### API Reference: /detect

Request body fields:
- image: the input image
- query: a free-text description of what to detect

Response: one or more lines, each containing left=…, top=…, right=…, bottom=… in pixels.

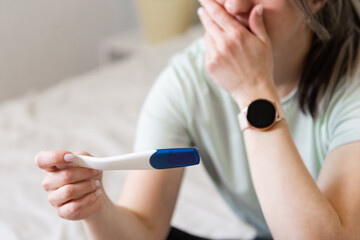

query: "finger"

left=204, top=32, right=220, bottom=74
left=74, top=151, right=92, bottom=156
left=198, top=7, right=224, bottom=47
left=199, top=0, right=245, bottom=34
left=48, top=180, right=101, bottom=207
left=204, top=32, right=219, bottom=64
left=58, top=151, right=93, bottom=169
left=35, top=150, right=75, bottom=172
left=42, top=167, right=102, bottom=191
left=57, top=189, right=102, bottom=220
left=249, top=4, right=269, bottom=44
left=204, top=32, right=217, bottom=52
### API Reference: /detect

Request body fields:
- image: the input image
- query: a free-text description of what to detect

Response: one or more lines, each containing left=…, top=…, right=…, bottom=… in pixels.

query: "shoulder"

left=321, top=77, right=360, bottom=152
left=150, top=37, right=210, bottom=103
left=168, top=37, right=206, bottom=67
left=334, top=77, right=360, bottom=102
left=325, top=77, right=360, bottom=117
left=164, top=37, right=207, bottom=88
left=141, top=37, right=208, bottom=114
left=134, top=38, right=208, bottom=150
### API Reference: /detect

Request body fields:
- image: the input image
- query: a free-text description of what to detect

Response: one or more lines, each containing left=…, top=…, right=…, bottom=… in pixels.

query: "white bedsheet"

left=0, top=25, right=256, bottom=240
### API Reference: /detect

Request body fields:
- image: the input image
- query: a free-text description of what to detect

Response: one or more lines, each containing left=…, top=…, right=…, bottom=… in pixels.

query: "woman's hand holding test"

left=36, top=150, right=182, bottom=240
left=198, top=0, right=278, bottom=109
left=35, top=151, right=104, bottom=221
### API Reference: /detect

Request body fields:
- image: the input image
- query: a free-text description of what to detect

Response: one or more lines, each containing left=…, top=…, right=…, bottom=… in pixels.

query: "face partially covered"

left=213, top=0, right=311, bottom=57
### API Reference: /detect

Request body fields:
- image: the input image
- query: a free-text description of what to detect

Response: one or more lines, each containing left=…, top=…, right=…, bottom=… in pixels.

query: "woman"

left=35, top=0, right=360, bottom=239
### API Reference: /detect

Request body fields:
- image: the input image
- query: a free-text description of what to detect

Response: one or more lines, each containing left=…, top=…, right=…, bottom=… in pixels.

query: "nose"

left=223, top=0, right=254, bottom=16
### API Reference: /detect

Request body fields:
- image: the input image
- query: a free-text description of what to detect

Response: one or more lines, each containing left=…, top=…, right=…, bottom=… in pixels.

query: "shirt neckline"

left=281, top=86, right=298, bottom=104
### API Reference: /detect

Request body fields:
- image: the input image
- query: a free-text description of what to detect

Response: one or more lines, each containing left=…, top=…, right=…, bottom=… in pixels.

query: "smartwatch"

left=239, top=99, right=285, bottom=131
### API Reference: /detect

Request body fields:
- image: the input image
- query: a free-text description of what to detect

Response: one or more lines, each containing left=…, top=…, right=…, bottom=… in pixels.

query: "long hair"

left=292, top=0, right=360, bottom=117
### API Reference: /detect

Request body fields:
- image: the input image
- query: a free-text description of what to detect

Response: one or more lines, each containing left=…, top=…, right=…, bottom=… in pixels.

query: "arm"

left=83, top=168, right=184, bottom=240
left=198, top=0, right=360, bottom=238
left=36, top=150, right=184, bottom=240
left=240, top=118, right=359, bottom=239
left=84, top=43, right=195, bottom=239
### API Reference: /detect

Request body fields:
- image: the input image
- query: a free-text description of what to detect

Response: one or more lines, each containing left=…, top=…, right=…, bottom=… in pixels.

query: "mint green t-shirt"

left=133, top=38, right=360, bottom=237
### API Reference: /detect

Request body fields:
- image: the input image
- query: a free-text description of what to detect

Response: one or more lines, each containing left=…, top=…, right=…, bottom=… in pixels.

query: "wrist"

left=83, top=191, right=113, bottom=224
left=82, top=193, right=117, bottom=240
left=232, top=81, right=279, bottom=110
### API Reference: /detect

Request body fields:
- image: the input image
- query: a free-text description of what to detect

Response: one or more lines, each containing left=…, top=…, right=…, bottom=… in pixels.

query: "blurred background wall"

left=0, top=0, right=138, bottom=102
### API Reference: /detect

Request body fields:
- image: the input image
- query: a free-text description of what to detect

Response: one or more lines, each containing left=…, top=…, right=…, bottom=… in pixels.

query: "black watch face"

left=246, top=99, right=276, bottom=129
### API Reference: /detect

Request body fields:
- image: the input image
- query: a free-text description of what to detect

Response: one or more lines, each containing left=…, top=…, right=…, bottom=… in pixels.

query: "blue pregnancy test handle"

left=150, top=148, right=200, bottom=169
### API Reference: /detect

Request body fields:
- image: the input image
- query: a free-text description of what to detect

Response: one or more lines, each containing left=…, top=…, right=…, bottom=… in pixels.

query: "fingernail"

left=95, top=189, right=102, bottom=197
left=56, top=164, right=70, bottom=169
left=93, top=169, right=102, bottom=176
left=257, top=5, right=263, bottom=16
left=197, top=7, right=204, bottom=15
left=64, top=154, right=76, bottom=162
left=95, top=180, right=100, bottom=188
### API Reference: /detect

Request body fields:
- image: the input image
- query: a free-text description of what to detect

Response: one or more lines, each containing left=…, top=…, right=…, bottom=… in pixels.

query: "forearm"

left=82, top=194, right=156, bottom=240
left=242, top=119, right=345, bottom=239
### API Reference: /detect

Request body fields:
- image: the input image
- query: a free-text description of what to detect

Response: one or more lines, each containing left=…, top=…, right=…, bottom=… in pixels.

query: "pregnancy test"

left=73, top=148, right=200, bottom=170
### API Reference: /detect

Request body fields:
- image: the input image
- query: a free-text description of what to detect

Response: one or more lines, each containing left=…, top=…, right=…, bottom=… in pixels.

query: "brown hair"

left=292, top=0, right=360, bottom=117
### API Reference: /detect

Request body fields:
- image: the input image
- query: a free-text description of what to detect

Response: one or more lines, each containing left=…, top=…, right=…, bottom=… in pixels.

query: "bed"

left=0, top=24, right=256, bottom=240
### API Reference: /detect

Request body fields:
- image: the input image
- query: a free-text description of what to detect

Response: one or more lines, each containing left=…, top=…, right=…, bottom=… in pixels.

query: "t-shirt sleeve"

left=133, top=59, right=193, bottom=152
left=327, top=81, right=360, bottom=152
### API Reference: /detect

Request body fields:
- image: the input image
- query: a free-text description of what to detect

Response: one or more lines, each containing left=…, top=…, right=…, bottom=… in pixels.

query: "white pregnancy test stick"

left=72, top=148, right=200, bottom=170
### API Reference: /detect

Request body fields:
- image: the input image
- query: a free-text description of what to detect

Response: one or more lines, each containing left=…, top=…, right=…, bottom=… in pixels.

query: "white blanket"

left=0, top=25, right=256, bottom=240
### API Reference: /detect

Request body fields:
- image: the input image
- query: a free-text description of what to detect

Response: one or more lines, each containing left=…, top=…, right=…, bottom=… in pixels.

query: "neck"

left=273, top=29, right=313, bottom=99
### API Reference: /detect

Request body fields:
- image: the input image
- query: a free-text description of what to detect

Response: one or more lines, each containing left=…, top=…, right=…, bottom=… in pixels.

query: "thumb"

left=74, top=151, right=92, bottom=157
left=249, top=4, right=269, bottom=44
left=57, top=151, right=93, bottom=169
left=66, top=151, right=93, bottom=168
